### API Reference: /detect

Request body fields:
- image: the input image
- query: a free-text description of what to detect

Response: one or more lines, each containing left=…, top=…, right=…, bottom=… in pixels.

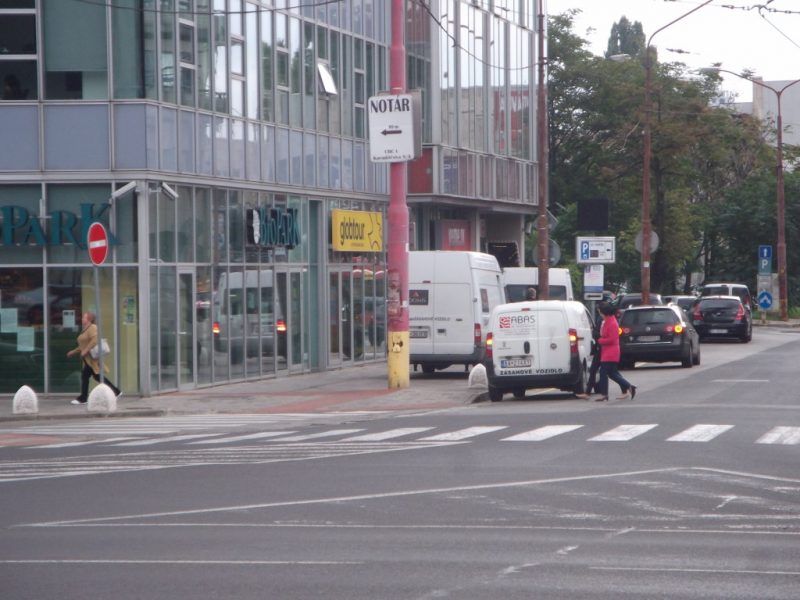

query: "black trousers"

left=598, top=361, right=632, bottom=397
left=79, top=361, right=120, bottom=400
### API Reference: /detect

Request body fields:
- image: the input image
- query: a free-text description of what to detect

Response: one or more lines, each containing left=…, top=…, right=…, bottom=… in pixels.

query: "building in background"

left=0, top=0, right=541, bottom=396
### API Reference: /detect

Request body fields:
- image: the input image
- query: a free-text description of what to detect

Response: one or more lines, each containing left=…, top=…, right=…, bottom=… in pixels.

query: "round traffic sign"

left=87, top=222, right=109, bottom=265
left=757, top=290, right=773, bottom=310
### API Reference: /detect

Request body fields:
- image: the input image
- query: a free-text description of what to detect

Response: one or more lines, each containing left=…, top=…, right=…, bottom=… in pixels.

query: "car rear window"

left=698, top=299, right=740, bottom=310
left=620, top=309, right=678, bottom=326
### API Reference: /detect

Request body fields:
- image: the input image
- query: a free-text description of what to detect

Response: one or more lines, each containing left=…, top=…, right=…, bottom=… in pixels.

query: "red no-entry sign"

left=87, top=222, right=109, bottom=265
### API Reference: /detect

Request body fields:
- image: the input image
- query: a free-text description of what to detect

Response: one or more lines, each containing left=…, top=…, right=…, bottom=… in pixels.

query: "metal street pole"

left=386, top=0, right=409, bottom=388
left=703, top=69, right=800, bottom=321
left=641, top=0, right=714, bottom=305
left=536, top=0, right=549, bottom=298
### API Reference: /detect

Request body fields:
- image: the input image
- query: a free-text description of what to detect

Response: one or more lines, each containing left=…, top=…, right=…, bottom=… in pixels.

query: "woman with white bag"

left=66, top=311, right=121, bottom=404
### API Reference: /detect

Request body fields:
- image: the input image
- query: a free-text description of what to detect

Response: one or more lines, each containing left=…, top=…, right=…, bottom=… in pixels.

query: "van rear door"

left=432, top=283, right=475, bottom=355
left=533, top=306, right=570, bottom=374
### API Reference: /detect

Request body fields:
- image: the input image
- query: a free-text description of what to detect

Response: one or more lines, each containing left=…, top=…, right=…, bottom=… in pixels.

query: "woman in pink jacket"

left=595, top=302, right=636, bottom=401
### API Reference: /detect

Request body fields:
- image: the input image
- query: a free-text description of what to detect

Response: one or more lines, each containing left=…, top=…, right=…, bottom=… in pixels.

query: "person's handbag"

left=89, top=338, right=110, bottom=360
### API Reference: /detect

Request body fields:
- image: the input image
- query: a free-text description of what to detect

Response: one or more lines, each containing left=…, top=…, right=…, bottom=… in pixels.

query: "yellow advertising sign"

left=332, top=209, right=383, bottom=252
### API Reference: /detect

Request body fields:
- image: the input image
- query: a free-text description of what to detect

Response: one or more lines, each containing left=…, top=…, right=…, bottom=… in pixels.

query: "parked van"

left=409, top=251, right=505, bottom=373
left=502, top=267, right=574, bottom=301
left=213, top=270, right=286, bottom=363
left=483, top=300, right=594, bottom=402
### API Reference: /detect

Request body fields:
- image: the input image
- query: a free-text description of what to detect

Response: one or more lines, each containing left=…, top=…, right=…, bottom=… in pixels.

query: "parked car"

left=483, top=300, right=595, bottom=401
left=618, top=305, right=700, bottom=369
left=692, top=295, right=752, bottom=342
left=699, top=283, right=752, bottom=311
left=664, top=295, right=699, bottom=311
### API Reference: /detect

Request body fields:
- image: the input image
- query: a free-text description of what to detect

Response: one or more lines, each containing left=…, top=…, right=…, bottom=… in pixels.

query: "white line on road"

left=756, top=426, right=800, bottom=445
left=666, top=424, right=734, bottom=442
left=418, top=426, right=508, bottom=441
left=27, top=437, right=142, bottom=449
left=0, top=559, right=363, bottom=565
left=341, top=428, right=435, bottom=442
left=110, top=434, right=225, bottom=446
left=711, top=379, right=770, bottom=383
left=268, top=429, right=364, bottom=442
left=502, top=425, right=584, bottom=441
left=591, top=566, right=800, bottom=576
left=187, top=431, right=297, bottom=445
left=588, top=424, right=658, bottom=442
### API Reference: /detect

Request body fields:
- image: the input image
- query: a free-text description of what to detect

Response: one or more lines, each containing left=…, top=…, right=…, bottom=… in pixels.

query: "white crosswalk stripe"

left=667, top=424, right=734, bottom=442
left=341, top=428, right=435, bottom=442
left=188, top=431, right=297, bottom=445
left=111, top=434, right=225, bottom=447
left=419, top=426, right=508, bottom=441
left=588, top=424, right=658, bottom=442
left=268, top=429, right=365, bottom=442
left=502, top=425, right=584, bottom=441
left=29, top=437, right=142, bottom=449
left=756, top=426, right=800, bottom=445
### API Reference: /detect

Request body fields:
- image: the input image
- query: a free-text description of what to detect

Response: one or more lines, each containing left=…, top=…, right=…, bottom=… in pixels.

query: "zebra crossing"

left=2, top=418, right=800, bottom=450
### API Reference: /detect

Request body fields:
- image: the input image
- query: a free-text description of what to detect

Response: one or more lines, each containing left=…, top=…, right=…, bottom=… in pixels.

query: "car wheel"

left=488, top=385, right=504, bottom=402
left=692, top=344, right=701, bottom=365
left=681, top=344, right=693, bottom=368
left=741, top=324, right=752, bottom=343
left=573, top=363, right=588, bottom=396
left=512, top=388, right=526, bottom=399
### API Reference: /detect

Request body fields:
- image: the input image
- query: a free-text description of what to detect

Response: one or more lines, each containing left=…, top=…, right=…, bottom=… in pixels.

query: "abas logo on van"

left=499, top=314, right=535, bottom=328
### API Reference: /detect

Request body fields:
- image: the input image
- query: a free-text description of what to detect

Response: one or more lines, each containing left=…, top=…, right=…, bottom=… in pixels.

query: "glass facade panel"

left=246, top=121, right=260, bottom=181
left=47, top=183, right=111, bottom=265
left=159, top=266, right=178, bottom=389
left=160, top=107, right=178, bottom=171
left=177, top=186, right=194, bottom=262
left=213, top=4, right=228, bottom=113
left=290, top=130, right=302, bottom=186
left=275, top=127, right=289, bottom=183
left=230, top=119, right=245, bottom=179
left=112, top=0, right=144, bottom=99
left=160, top=2, right=177, bottom=103
left=260, top=10, right=273, bottom=121
left=197, top=13, right=213, bottom=110
left=43, top=0, right=108, bottom=100
left=158, top=186, right=176, bottom=262
left=317, top=135, right=328, bottom=188
left=303, top=132, right=316, bottom=187
left=196, top=264, right=212, bottom=384
left=214, top=116, right=230, bottom=177
left=0, top=267, right=44, bottom=391
left=289, top=18, right=301, bottom=127
left=261, top=124, right=275, bottom=182
left=195, top=187, right=211, bottom=263
left=0, top=184, right=42, bottom=264
left=179, top=110, right=195, bottom=173
left=245, top=5, right=258, bottom=120
left=197, top=112, right=213, bottom=174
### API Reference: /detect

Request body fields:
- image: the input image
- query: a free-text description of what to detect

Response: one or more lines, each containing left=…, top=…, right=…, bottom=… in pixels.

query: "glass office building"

left=0, top=1, right=538, bottom=396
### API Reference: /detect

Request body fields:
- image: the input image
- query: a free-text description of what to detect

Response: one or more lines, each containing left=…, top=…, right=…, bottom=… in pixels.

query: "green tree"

left=606, top=16, right=645, bottom=58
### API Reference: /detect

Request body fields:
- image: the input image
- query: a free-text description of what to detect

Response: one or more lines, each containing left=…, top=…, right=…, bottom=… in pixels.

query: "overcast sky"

left=550, top=0, right=800, bottom=102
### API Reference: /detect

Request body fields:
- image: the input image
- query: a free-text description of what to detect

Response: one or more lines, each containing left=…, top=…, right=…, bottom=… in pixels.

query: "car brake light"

left=276, top=319, right=287, bottom=333
left=212, top=321, right=220, bottom=335
left=569, top=328, right=578, bottom=354
left=474, top=323, right=482, bottom=347
left=693, top=305, right=702, bottom=320
left=485, top=332, right=493, bottom=359
left=734, top=305, right=744, bottom=322
left=621, top=327, right=631, bottom=334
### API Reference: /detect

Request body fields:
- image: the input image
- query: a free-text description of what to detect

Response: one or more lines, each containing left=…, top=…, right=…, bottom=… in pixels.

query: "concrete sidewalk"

left=2, top=363, right=486, bottom=423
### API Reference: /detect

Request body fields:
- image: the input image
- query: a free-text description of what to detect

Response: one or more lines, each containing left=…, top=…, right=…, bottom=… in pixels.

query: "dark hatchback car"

left=692, top=295, right=752, bottom=342
left=619, top=305, right=700, bottom=369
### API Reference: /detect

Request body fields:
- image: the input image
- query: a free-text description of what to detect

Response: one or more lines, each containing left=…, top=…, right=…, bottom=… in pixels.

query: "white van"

left=483, top=300, right=594, bottom=401
left=502, top=267, right=574, bottom=301
left=213, top=270, right=286, bottom=363
left=409, top=251, right=505, bottom=373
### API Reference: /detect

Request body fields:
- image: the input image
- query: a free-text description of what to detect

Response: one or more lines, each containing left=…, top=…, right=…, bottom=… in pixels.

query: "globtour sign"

left=1, top=203, right=117, bottom=247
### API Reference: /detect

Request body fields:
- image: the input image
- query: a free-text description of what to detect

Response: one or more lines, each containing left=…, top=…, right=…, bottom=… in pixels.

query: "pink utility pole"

left=386, top=0, right=410, bottom=388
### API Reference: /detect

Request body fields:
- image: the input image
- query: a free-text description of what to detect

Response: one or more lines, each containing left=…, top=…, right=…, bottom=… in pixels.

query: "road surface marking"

left=756, top=426, right=800, bottom=445
left=268, top=429, right=364, bottom=442
left=111, top=434, right=224, bottom=446
left=28, top=437, right=142, bottom=449
left=341, top=428, right=435, bottom=441
left=419, top=426, right=508, bottom=441
left=588, top=424, right=658, bottom=441
left=187, top=431, right=297, bottom=445
left=666, top=424, right=734, bottom=442
left=502, top=425, right=583, bottom=441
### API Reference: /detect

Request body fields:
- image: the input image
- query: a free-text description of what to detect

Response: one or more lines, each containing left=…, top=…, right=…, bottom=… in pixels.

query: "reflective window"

left=0, top=185, right=41, bottom=264
left=43, top=0, right=108, bottom=100
left=47, top=184, right=111, bottom=265
left=0, top=268, right=44, bottom=391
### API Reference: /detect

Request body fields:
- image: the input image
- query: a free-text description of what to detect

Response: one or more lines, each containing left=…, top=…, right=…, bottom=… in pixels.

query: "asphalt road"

left=1, top=328, right=799, bottom=599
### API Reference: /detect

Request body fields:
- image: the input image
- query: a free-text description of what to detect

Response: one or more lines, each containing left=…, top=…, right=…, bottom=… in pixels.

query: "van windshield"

left=506, top=284, right=567, bottom=302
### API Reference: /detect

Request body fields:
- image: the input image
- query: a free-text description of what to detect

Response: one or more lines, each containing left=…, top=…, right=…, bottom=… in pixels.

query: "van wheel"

left=488, top=386, right=503, bottom=402
left=512, top=388, right=526, bottom=399
left=573, top=364, right=588, bottom=396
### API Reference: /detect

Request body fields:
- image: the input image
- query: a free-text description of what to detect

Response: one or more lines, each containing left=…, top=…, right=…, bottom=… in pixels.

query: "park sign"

left=368, top=91, right=422, bottom=163
left=87, top=222, right=109, bottom=265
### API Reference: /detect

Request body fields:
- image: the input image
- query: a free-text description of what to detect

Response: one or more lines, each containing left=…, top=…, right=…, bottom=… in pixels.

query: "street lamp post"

left=705, top=69, right=800, bottom=321
left=641, top=0, right=714, bottom=305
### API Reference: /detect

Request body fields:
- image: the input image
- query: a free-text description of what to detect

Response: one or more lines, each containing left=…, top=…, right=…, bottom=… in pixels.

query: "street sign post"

left=368, top=92, right=421, bottom=163
left=576, top=236, right=615, bottom=264
left=87, top=222, right=109, bottom=384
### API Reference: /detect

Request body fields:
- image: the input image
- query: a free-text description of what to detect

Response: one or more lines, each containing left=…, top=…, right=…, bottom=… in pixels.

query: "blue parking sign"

left=759, top=245, right=772, bottom=259
left=580, top=241, right=590, bottom=261
left=758, top=290, right=773, bottom=310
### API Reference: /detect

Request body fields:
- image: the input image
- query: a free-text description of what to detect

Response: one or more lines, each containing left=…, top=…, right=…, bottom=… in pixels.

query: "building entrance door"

left=275, top=267, right=308, bottom=373
left=177, top=270, right=195, bottom=389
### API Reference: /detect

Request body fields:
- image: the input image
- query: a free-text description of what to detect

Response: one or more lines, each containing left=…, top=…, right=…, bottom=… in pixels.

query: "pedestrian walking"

left=593, top=302, right=636, bottom=401
left=66, top=311, right=121, bottom=404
